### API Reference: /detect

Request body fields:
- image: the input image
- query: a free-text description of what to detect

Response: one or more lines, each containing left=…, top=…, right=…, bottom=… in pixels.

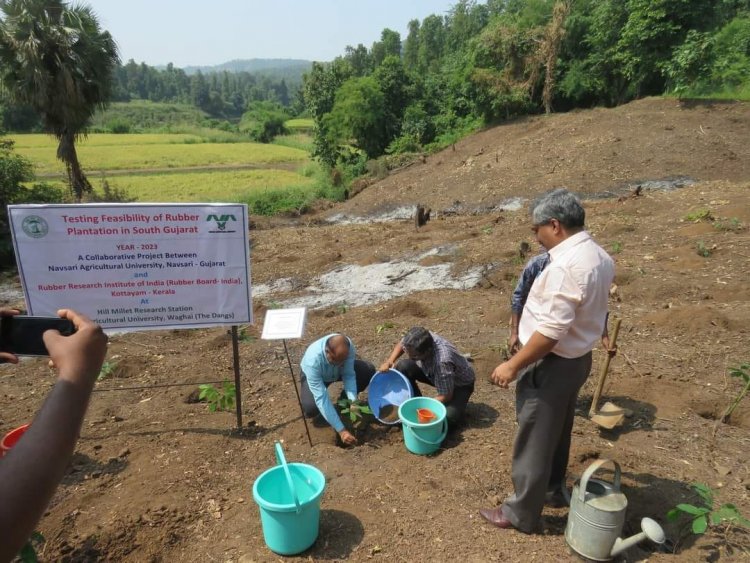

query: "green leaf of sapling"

left=692, top=515, right=708, bottom=534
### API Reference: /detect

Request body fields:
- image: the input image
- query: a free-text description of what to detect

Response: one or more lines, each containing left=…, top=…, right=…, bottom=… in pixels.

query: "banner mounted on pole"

left=8, top=203, right=252, bottom=331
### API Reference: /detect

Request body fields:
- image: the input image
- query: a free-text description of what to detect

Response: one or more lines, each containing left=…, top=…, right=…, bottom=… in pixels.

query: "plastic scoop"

left=417, top=408, right=436, bottom=424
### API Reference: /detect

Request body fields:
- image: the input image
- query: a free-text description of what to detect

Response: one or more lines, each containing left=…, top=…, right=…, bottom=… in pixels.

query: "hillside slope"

left=335, top=97, right=750, bottom=216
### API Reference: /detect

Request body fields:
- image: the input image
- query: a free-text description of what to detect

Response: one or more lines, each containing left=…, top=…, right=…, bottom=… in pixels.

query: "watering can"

left=565, top=459, right=665, bottom=561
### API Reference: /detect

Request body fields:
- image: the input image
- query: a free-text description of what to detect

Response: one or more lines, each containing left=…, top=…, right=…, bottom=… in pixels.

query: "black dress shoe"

left=479, top=507, right=514, bottom=529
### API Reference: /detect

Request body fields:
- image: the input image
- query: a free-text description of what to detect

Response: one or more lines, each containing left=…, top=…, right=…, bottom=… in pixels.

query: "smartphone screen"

left=0, top=316, right=76, bottom=356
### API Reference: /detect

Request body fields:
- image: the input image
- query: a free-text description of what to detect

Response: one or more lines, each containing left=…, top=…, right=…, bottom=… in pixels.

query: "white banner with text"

left=8, top=203, right=252, bottom=330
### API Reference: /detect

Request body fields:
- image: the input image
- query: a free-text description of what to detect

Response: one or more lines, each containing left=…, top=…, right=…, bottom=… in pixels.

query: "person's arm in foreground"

left=379, top=341, right=404, bottom=372
left=0, top=309, right=107, bottom=562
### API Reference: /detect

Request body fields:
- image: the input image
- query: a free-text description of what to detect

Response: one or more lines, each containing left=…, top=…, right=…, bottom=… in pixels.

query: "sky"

left=89, top=0, right=458, bottom=68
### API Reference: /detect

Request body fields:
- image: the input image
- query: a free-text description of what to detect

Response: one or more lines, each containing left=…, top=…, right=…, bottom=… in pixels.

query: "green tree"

left=344, top=44, right=371, bottom=76
left=373, top=55, right=412, bottom=142
left=303, top=60, right=352, bottom=166
left=0, top=0, right=119, bottom=201
left=403, top=19, right=420, bottom=70
left=418, top=15, right=447, bottom=73
left=616, top=0, right=714, bottom=96
left=239, top=101, right=288, bottom=142
left=324, top=76, right=387, bottom=159
left=371, top=28, right=402, bottom=67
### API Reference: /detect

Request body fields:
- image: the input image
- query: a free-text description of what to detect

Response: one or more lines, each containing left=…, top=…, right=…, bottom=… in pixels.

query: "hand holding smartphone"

left=0, top=315, right=77, bottom=357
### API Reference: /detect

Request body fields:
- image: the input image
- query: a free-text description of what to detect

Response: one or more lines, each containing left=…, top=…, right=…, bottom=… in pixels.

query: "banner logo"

left=207, top=214, right=237, bottom=233
left=21, top=216, right=49, bottom=238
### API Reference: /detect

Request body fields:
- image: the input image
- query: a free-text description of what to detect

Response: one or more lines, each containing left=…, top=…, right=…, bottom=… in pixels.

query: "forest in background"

left=303, top=0, right=750, bottom=172
left=3, top=0, right=750, bottom=158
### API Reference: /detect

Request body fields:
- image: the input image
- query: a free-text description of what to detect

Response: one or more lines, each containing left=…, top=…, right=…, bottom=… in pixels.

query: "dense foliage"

left=303, top=0, right=750, bottom=168
left=0, top=135, right=63, bottom=266
left=0, top=0, right=119, bottom=199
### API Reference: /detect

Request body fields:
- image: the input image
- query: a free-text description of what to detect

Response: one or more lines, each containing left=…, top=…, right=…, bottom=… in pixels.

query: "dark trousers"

left=300, top=360, right=375, bottom=418
left=501, top=352, right=592, bottom=533
left=394, top=359, right=474, bottom=426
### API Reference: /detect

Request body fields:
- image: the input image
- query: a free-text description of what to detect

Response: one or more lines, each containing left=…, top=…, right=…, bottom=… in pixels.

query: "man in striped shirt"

left=509, top=252, right=550, bottom=354
left=380, top=327, right=475, bottom=427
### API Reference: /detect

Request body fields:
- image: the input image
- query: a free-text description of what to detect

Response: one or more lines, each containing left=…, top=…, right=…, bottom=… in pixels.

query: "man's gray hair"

left=530, top=188, right=585, bottom=228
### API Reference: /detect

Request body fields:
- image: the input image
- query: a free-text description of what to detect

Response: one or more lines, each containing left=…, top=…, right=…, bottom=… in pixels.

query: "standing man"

left=480, top=189, right=615, bottom=533
left=510, top=252, right=615, bottom=357
left=380, top=327, right=475, bottom=427
left=300, top=334, right=375, bottom=446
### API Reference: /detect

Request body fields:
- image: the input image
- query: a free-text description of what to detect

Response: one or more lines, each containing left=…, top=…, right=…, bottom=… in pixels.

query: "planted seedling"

left=683, top=208, right=714, bottom=222
left=376, top=321, right=394, bottom=335
left=714, top=217, right=743, bottom=232
left=237, top=326, right=255, bottom=342
left=696, top=240, right=712, bottom=257
left=668, top=483, right=750, bottom=536
left=719, top=362, right=750, bottom=424
left=198, top=382, right=237, bottom=412
left=97, top=360, right=117, bottom=381
left=337, top=398, right=372, bottom=426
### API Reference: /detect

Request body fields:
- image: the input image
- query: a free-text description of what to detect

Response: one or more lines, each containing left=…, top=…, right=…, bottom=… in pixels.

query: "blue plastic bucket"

left=252, top=442, right=326, bottom=555
left=367, top=369, right=414, bottom=425
left=398, top=397, right=448, bottom=455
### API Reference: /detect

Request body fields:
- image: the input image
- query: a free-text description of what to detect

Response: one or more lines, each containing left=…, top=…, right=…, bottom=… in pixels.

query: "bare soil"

left=2, top=97, right=750, bottom=562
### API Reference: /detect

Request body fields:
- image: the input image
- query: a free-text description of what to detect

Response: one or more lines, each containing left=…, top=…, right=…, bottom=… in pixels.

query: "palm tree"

left=0, top=0, right=119, bottom=200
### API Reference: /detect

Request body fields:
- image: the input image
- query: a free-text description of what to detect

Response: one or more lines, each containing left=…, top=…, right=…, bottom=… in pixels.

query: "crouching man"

left=300, top=334, right=375, bottom=446
left=380, top=326, right=475, bottom=428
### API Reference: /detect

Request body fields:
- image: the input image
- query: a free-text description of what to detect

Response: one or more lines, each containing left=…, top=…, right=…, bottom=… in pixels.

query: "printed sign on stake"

left=261, top=307, right=307, bottom=340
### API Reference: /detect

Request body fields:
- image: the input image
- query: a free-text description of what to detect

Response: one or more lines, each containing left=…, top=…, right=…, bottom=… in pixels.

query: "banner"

left=8, top=203, right=252, bottom=330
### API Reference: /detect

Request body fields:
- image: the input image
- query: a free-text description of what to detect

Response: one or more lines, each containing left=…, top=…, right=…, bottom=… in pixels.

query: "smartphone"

left=0, top=315, right=76, bottom=356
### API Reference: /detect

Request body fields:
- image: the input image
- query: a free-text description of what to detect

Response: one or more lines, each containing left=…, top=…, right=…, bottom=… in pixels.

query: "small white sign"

left=261, top=307, right=307, bottom=340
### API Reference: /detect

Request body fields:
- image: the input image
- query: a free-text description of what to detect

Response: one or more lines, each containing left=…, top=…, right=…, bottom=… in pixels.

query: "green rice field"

left=10, top=132, right=321, bottom=206
left=284, top=118, right=314, bottom=131
left=16, top=135, right=309, bottom=175
left=106, top=169, right=315, bottom=202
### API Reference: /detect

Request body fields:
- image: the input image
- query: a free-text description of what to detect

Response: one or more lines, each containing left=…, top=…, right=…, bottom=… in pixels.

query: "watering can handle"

left=407, top=418, right=448, bottom=446
left=578, top=458, right=622, bottom=503
left=274, top=441, right=302, bottom=513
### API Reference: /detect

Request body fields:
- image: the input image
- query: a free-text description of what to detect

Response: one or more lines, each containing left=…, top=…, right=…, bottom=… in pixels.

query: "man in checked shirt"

left=509, top=251, right=550, bottom=354
left=380, top=326, right=475, bottom=428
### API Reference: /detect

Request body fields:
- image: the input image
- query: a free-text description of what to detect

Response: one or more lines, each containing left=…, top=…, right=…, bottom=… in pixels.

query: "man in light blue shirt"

left=300, top=334, right=375, bottom=446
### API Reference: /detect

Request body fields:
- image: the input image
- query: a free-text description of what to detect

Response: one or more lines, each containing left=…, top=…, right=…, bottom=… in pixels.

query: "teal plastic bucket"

left=252, top=442, right=326, bottom=555
left=398, top=397, right=448, bottom=455
left=367, top=369, right=414, bottom=425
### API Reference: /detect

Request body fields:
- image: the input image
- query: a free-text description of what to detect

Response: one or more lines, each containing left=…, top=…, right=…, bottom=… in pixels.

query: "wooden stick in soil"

left=589, top=318, right=622, bottom=418
left=283, top=339, right=313, bottom=447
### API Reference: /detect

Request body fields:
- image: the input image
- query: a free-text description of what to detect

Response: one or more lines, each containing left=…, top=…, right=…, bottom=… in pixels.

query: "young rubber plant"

left=337, top=398, right=373, bottom=426
left=720, top=362, right=750, bottom=423
left=198, top=382, right=237, bottom=412
left=667, top=483, right=750, bottom=535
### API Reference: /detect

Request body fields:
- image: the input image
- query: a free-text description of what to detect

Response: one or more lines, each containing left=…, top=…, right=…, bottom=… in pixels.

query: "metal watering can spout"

left=610, top=518, right=666, bottom=558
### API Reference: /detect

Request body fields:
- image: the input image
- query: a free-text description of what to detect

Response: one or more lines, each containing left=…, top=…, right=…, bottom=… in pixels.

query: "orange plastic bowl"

left=0, top=424, right=30, bottom=458
left=416, top=408, right=436, bottom=424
